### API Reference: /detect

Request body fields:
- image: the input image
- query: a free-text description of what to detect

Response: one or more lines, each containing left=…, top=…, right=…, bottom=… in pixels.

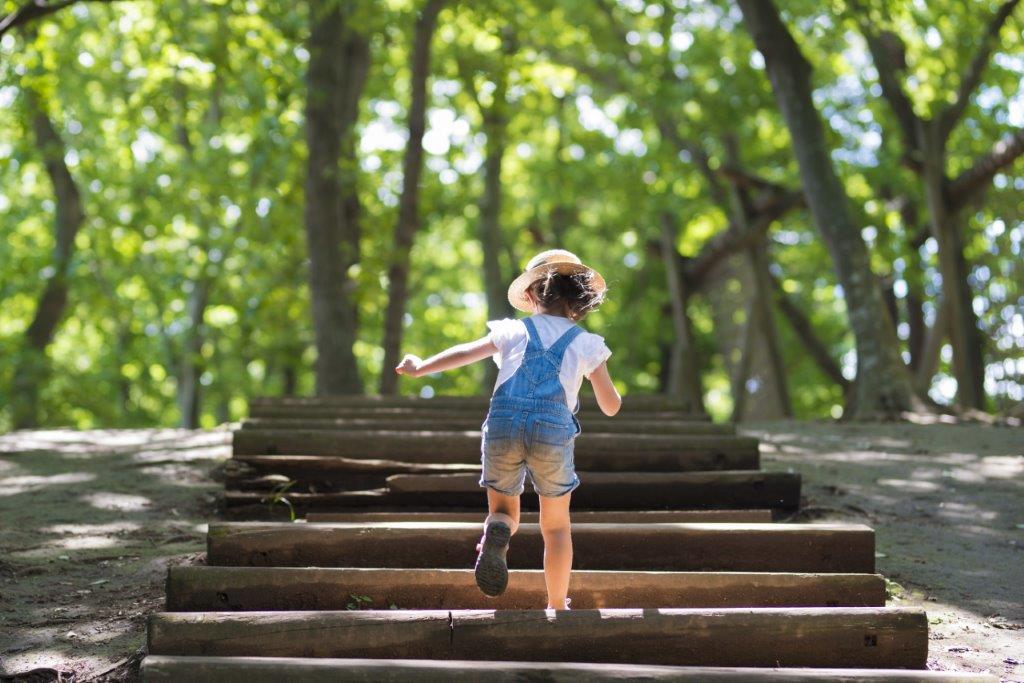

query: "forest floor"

left=0, top=421, right=1021, bottom=681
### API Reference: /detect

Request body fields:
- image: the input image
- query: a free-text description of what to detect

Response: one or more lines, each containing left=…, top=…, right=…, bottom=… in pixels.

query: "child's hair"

left=527, top=270, right=606, bottom=321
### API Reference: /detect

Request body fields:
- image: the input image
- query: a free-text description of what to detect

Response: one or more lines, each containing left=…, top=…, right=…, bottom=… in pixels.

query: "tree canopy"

left=1, top=0, right=1022, bottom=428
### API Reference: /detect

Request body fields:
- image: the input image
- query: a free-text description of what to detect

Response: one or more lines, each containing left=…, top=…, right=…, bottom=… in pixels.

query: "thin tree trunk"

left=304, top=1, right=369, bottom=396
left=11, top=89, right=85, bottom=429
left=769, top=272, right=851, bottom=394
left=729, top=299, right=757, bottom=422
left=919, top=125, right=986, bottom=409
left=748, top=242, right=792, bottom=417
left=659, top=212, right=705, bottom=414
left=177, top=281, right=209, bottom=428
left=736, top=0, right=915, bottom=418
left=380, top=0, right=446, bottom=395
left=915, top=297, right=950, bottom=395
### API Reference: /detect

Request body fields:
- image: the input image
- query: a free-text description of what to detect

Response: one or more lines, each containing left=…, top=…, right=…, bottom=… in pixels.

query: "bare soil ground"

left=0, top=421, right=1021, bottom=681
left=745, top=420, right=1024, bottom=682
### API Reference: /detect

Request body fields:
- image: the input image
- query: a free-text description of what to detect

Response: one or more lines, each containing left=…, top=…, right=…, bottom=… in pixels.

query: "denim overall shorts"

left=479, top=317, right=583, bottom=498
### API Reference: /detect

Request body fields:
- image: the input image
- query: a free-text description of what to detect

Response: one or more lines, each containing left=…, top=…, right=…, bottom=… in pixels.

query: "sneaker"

left=474, top=520, right=511, bottom=597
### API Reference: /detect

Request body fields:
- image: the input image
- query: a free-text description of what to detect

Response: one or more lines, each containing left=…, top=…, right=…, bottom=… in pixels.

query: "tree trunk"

left=769, top=272, right=851, bottom=394
left=659, top=213, right=705, bottom=414
left=177, top=281, right=209, bottom=428
left=304, top=0, right=369, bottom=396
left=736, top=0, right=915, bottom=418
left=380, top=0, right=446, bottom=395
left=919, top=125, right=986, bottom=409
left=10, top=89, right=85, bottom=429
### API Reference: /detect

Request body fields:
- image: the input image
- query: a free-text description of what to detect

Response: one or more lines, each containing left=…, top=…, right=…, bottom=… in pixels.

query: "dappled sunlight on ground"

left=81, top=492, right=153, bottom=512
left=0, top=427, right=230, bottom=679
left=0, top=471, right=96, bottom=496
left=745, top=420, right=1024, bottom=680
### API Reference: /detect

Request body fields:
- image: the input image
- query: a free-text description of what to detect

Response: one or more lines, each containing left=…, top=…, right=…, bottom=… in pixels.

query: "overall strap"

left=521, top=317, right=544, bottom=352
left=545, top=324, right=583, bottom=363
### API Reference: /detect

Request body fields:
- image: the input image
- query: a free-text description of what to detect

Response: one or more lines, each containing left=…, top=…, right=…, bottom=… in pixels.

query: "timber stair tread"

left=205, top=521, right=874, bottom=572
left=240, top=416, right=736, bottom=434
left=145, top=607, right=928, bottom=668
left=223, top=469, right=802, bottom=513
left=166, top=566, right=886, bottom=610
left=139, top=657, right=997, bottom=682
left=303, top=509, right=775, bottom=523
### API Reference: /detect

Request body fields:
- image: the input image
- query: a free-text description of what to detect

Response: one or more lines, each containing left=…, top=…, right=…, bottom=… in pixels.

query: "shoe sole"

left=474, top=521, right=511, bottom=597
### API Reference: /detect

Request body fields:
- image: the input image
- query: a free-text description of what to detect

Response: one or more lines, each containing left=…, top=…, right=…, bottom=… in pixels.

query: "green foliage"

left=0, top=0, right=1021, bottom=428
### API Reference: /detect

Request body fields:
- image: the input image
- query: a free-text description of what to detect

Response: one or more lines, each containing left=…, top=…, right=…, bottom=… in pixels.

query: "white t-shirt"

left=486, top=313, right=612, bottom=410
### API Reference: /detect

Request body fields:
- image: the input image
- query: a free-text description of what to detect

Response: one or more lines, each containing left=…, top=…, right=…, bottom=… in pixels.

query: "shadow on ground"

left=744, top=420, right=1023, bottom=681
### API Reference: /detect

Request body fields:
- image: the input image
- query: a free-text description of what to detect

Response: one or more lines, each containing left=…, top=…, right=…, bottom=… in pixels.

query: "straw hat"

left=506, top=249, right=606, bottom=313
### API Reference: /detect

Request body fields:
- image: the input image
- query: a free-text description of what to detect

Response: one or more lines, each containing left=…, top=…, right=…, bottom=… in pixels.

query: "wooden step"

left=146, top=607, right=928, bottom=668
left=249, top=406, right=709, bottom=422
left=240, top=416, right=735, bottom=435
left=387, top=471, right=800, bottom=509
left=250, top=394, right=705, bottom=412
left=230, top=442, right=756, bottom=475
left=231, top=430, right=760, bottom=470
left=140, top=656, right=997, bottom=682
left=239, top=413, right=737, bottom=436
left=222, top=470, right=802, bottom=513
left=304, top=510, right=775, bottom=524
left=166, top=567, right=885, bottom=611
left=206, top=522, right=874, bottom=572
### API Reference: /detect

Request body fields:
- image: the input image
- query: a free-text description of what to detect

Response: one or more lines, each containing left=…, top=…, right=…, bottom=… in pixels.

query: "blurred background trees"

left=1, top=0, right=1021, bottom=428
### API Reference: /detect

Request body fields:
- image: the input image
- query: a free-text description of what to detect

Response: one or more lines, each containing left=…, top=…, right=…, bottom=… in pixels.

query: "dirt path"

left=744, top=420, right=1024, bottom=682
left=0, top=428, right=231, bottom=681
left=0, top=422, right=1021, bottom=681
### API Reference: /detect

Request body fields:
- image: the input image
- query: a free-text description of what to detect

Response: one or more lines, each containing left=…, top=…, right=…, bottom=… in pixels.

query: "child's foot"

left=474, top=520, right=511, bottom=597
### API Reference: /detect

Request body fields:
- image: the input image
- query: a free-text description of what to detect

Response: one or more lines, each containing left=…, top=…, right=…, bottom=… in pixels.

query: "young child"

left=395, top=249, right=621, bottom=610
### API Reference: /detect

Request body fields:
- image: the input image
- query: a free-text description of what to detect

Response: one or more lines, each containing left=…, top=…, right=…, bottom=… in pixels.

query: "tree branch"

left=939, top=0, right=1021, bottom=138
left=947, top=128, right=1024, bottom=209
left=682, top=189, right=804, bottom=286
left=0, top=0, right=117, bottom=37
left=769, top=272, right=851, bottom=391
left=858, top=28, right=922, bottom=154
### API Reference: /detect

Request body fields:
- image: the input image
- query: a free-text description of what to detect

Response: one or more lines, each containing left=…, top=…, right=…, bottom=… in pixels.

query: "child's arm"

left=395, top=336, right=498, bottom=378
left=586, top=362, right=621, bottom=416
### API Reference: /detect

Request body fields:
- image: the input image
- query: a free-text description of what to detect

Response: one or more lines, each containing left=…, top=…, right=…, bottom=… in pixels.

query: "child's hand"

left=395, top=354, right=424, bottom=377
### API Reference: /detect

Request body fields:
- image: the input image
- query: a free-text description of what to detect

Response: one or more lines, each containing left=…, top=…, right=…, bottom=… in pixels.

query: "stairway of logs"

left=140, top=396, right=993, bottom=681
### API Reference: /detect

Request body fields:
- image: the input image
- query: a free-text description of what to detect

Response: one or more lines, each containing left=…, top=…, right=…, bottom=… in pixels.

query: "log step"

left=222, top=470, right=802, bottom=512
left=140, top=657, right=997, bottom=682
left=230, top=444, right=756, bottom=475
left=250, top=394, right=705, bottom=412
left=206, top=522, right=874, bottom=572
left=166, top=567, right=885, bottom=611
left=231, top=430, right=761, bottom=469
left=386, top=470, right=800, bottom=509
left=304, top=509, right=775, bottom=523
left=241, top=416, right=735, bottom=435
left=249, top=407, right=709, bottom=423
left=146, top=608, right=928, bottom=668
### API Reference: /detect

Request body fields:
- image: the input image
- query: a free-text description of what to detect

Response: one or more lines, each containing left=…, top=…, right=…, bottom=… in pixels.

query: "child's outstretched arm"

left=587, top=362, right=621, bottom=416
left=395, top=336, right=498, bottom=378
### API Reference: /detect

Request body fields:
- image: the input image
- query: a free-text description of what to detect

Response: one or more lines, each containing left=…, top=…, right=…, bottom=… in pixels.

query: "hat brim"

left=506, top=262, right=606, bottom=314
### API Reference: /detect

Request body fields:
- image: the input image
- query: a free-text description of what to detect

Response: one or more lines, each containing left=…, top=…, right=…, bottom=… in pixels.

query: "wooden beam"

left=146, top=607, right=928, bottom=668
left=166, top=567, right=885, bottom=611
left=304, top=510, right=774, bottom=524
left=223, top=470, right=802, bottom=513
left=231, top=430, right=760, bottom=470
left=239, top=417, right=735, bottom=435
left=140, top=656, right=997, bottom=682
left=206, top=521, right=873, bottom=572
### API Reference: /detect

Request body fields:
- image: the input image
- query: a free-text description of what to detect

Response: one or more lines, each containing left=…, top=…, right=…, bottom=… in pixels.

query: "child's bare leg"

left=485, top=488, right=520, bottom=535
left=538, top=493, right=572, bottom=609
